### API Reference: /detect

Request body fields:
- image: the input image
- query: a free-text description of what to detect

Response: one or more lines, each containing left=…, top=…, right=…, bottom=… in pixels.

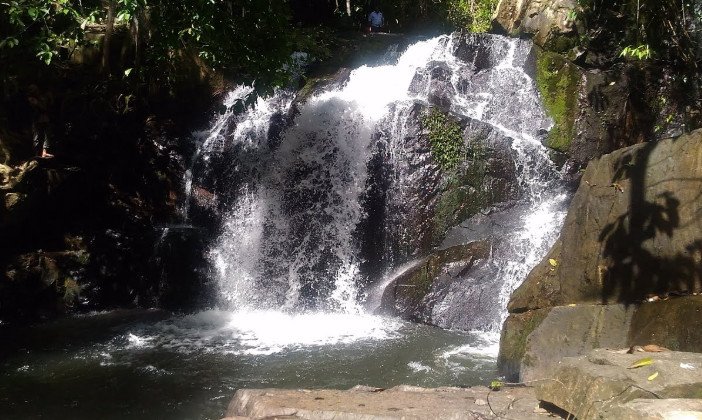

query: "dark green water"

left=0, top=309, right=498, bottom=419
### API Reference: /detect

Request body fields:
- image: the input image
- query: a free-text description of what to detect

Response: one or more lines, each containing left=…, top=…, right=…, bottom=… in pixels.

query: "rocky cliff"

left=494, top=0, right=701, bottom=173
left=499, top=129, right=702, bottom=381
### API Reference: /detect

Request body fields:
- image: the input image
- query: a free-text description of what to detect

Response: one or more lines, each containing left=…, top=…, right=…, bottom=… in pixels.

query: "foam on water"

left=102, top=310, right=403, bottom=357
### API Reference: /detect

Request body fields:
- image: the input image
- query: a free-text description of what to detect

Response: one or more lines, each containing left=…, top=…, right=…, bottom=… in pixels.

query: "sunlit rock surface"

left=536, top=349, right=702, bottom=420
left=499, top=129, right=702, bottom=381
left=225, top=385, right=550, bottom=420
left=493, top=0, right=578, bottom=51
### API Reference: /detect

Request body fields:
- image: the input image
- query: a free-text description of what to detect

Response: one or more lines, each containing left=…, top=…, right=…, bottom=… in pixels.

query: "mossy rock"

left=421, top=108, right=501, bottom=245
left=432, top=176, right=488, bottom=245
left=535, top=49, right=580, bottom=153
left=497, top=308, right=551, bottom=382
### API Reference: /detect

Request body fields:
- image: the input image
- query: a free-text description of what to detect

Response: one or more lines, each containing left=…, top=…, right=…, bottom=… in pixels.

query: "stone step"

left=224, top=385, right=552, bottom=419
left=536, top=349, right=702, bottom=420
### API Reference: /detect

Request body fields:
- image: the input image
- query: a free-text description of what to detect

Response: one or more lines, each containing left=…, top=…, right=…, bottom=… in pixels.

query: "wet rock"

left=534, top=50, right=579, bottom=153
left=150, top=225, right=213, bottom=311
left=536, top=349, right=702, bottom=419
left=410, top=61, right=455, bottom=109
left=226, top=385, right=551, bottom=419
left=378, top=241, right=490, bottom=323
left=451, top=32, right=535, bottom=71
left=364, top=102, right=519, bottom=267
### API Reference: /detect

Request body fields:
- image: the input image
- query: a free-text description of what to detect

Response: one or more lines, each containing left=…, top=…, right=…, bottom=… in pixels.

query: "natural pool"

left=0, top=309, right=498, bottom=419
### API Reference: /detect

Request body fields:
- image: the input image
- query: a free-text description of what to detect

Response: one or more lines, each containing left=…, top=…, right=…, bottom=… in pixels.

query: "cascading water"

left=194, top=33, right=568, bottom=328
left=205, top=37, right=445, bottom=313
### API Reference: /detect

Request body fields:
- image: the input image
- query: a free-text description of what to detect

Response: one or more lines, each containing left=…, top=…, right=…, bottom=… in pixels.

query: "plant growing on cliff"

left=444, top=0, right=498, bottom=33
left=422, top=108, right=465, bottom=171
left=577, top=0, right=699, bottom=69
left=620, top=44, right=652, bottom=60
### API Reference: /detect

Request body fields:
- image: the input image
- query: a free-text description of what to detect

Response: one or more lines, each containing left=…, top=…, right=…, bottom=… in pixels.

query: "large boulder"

left=500, top=296, right=702, bottom=382
left=378, top=241, right=490, bottom=325
left=226, top=385, right=549, bottom=420
left=499, top=129, right=702, bottom=381
left=493, top=0, right=578, bottom=51
left=511, top=129, right=702, bottom=312
left=358, top=97, right=522, bottom=287
left=511, top=304, right=634, bottom=382
left=361, top=102, right=519, bottom=268
left=536, top=349, right=702, bottom=419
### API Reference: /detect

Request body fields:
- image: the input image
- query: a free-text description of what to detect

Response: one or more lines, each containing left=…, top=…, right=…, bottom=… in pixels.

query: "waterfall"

left=189, top=33, right=568, bottom=331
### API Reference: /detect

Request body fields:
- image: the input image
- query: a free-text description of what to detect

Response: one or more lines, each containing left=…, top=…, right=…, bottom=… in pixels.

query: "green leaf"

left=124, top=68, right=133, bottom=77
left=0, top=37, right=19, bottom=49
left=489, top=380, right=504, bottom=391
left=628, top=357, right=654, bottom=369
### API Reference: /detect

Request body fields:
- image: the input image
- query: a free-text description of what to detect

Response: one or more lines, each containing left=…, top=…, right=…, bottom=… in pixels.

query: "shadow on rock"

left=599, top=139, right=702, bottom=304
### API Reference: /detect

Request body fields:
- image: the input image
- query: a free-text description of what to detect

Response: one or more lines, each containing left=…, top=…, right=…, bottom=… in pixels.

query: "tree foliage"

left=0, top=0, right=88, bottom=64
left=1, top=0, right=502, bottom=98
left=1, top=1, right=301, bottom=94
left=577, top=0, right=701, bottom=68
left=444, top=0, right=498, bottom=33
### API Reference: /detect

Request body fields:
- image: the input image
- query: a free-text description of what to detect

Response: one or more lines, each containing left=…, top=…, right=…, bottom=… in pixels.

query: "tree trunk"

left=346, top=0, right=351, bottom=16
left=102, top=0, right=116, bottom=75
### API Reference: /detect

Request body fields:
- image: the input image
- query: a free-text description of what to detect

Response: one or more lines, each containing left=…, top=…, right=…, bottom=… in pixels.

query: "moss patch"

left=422, top=108, right=465, bottom=171
left=498, top=308, right=551, bottom=379
left=535, top=49, right=579, bottom=153
left=431, top=128, right=489, bottom=244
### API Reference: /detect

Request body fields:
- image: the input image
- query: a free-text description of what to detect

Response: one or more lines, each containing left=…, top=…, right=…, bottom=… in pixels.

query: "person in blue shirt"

left=367, top=4, right=386, bottom=33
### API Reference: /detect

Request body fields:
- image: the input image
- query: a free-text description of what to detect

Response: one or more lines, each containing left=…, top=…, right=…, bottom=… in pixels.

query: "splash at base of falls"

left=0, top=308, right=500, bottom=419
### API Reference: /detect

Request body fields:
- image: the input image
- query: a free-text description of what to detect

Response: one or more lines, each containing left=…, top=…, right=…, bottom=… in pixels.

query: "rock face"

left=512, top=129, right=702, bottom=311
left=359, top=102, right=519, bottom=282
left=499, top=129, right=702, bottom=381
left=378, top=241, right=490, bottom=325
left=536, top=349, right=702, bottom=419
left=533, top=49, right=680, bottom=171
left=0, top=108, right=207, bottom=323
left=226, top=385, right=550, bottom=420
left=605, top=399, right=702, bottom=420
left=493, top=0, right=578, bottom=51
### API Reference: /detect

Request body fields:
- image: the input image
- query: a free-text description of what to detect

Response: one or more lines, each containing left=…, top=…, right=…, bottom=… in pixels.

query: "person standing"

left=26, top=85, right=54, bottom=159
left=368, top=4, right=385, bottom=33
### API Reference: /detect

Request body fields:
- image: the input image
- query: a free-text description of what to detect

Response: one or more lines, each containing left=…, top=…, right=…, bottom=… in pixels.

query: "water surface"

left=0, top=309, right=498, bottom=419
